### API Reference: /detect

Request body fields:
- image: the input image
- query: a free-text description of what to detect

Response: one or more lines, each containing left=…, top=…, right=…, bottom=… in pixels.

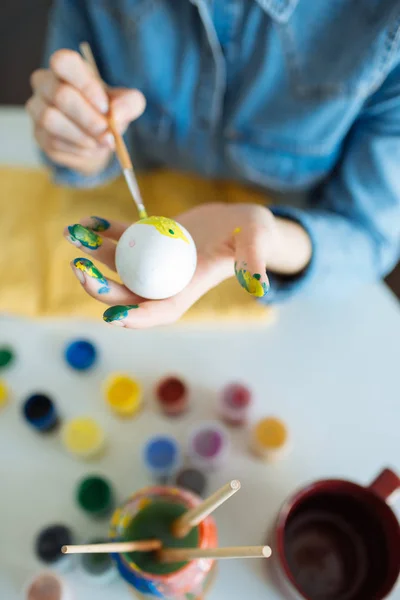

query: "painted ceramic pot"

left=109, top=486, right=217, bottom=599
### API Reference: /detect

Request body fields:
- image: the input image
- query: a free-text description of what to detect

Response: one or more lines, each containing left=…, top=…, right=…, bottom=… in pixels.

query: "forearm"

left=261, top=203, right=399, bottom=304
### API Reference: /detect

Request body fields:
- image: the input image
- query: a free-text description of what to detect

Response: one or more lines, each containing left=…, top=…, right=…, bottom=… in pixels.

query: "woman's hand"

left=65, top=204, right=311, bottom=328
left=26, top=50, right=145, bottom=176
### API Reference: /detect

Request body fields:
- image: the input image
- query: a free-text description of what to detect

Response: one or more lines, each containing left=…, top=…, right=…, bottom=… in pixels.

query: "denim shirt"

left=44, top=0, right=400, bottom=302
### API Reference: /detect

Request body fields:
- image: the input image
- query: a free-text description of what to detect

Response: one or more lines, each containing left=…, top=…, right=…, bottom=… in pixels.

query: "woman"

left=26, top=0, right=400, bottom=328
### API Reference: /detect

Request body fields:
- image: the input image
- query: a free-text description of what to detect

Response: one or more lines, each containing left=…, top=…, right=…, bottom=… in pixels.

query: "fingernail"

left=66, top=235, right=82, bottom=248
left=234, top=263, right=269, bottom=298
left=67, top=225, right=102, bottom=250
left=101, top=133, right=115, bottom=149
left=94, top=96, right=109, bottom=115
left=88, top=216, right=110, bottom=232
left=72, top=265, right=85, bottom=284
left=73, top=257, right=110, bottom=294
left=103, top=304, right=139, bottom=324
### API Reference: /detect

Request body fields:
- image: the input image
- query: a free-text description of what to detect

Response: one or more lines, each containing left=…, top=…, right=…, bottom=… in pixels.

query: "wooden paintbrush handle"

left=159, top=545, right=272, bottom=562
left=109, top=116, right=133, bottom=170
left=80, top=42, right=132, bottom=171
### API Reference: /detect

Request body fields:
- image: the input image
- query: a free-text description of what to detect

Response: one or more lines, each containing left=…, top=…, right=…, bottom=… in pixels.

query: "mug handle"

left=369, top=468, right=400, bottom=504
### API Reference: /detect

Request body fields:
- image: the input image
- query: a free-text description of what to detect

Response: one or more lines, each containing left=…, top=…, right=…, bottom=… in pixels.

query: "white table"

left=1, top=108, right=399, bottom=600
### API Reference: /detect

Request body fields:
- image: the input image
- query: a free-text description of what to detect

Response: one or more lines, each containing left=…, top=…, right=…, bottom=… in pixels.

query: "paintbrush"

left=159, top=545, right=272, bottom=562
left=172, top=480, right=241, bottom=538
left=62, top=539, right=161, bottom=554
left=80, top=42, right=147, bottom=220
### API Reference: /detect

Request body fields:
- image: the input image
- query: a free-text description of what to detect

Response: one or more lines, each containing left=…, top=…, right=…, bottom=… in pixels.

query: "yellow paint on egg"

left=139, top=216, right=189, bottom=243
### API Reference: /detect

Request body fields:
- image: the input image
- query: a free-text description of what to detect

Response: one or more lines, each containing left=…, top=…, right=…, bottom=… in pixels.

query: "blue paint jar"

left=143, top=435, right=181, bottom=483
left=23, top=394, right=59, bottom=433
left=64, top=339, right=97, bottom=371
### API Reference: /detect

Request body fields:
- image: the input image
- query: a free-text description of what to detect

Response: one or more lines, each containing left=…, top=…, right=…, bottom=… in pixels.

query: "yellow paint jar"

left=104, top=374, right=142, bottom=418
left=62, top=417, right=106, bottom=460
left=251, top=417, right=289, bottom=462
left=0, top=379, right=8, bottom=408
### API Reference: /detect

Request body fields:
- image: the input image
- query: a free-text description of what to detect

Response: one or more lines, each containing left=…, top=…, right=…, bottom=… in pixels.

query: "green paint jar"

left=76, top=475, right=115, bottom=519
left=0, top=347, right=14, bottom=369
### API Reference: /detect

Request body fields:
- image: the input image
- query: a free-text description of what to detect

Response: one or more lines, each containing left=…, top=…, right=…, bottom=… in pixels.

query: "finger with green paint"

left=71, top=257, right=140, bottom=306
left=233, top=225, right=270, bottom=298
left=64, top=224, right=117, bottom=272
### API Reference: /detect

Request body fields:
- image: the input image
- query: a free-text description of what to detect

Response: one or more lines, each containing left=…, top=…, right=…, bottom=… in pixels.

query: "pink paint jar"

left=25, top=573, right=72, bottom=600
left=219, top=383, right=252, bottom=426
left=187, top=422, right=230, bottom=471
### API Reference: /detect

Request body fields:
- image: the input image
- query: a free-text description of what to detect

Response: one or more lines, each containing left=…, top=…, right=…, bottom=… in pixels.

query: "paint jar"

left=61, top=417, right=106, bottom=460
left=76, top=475, right=115, bottom=519
left=143, top=435, right=182, bottom=483
left=219, top=383, right=252, bottom=426
left=25, top=572, right=72, bottom=600
left=175, top=468, right=207, bottom=497
left=109, top=485, right=218, bottom=599
left=80, top=538, right=117, bottom=585
left=187, top=422, right=230, bottom=471
left=155, top=376, right=188, bottom=417
left=104, top=373, right=142, bottom=418
left=64, top=339, right=97, bottom=371
left=34, top=525, right=75, bottom=572
left=23, top=394, right=59, bottom=433
left=0, top=346, right=14, bottom=370
left=251, top=417, right=289, bottom=462
left=0, top=379, right=9, bottom=409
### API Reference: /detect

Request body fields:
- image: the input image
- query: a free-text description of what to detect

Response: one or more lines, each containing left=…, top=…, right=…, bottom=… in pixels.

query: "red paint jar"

left=156, top=376, right=188, bottom=417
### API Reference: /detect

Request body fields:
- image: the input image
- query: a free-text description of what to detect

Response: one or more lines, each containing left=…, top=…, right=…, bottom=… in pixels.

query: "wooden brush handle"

left=80, top=42, right=132, bottom=170
left=159, top=545, right=272, bottom=562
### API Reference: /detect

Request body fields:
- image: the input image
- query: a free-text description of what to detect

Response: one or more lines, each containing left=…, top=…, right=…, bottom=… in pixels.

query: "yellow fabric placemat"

left=0, top=167, right=276, bottom=323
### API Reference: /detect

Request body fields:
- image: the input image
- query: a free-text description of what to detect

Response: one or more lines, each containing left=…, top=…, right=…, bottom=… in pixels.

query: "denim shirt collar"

left=254, top=0, right=299, bottom=23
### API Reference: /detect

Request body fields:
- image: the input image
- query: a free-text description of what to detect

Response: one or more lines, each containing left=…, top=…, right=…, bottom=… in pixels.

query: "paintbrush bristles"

left=159, top=545, right=272, bottom=563
left=61, top=540, right=162, bottom=555
left=172, top=480, right=241, bottom=538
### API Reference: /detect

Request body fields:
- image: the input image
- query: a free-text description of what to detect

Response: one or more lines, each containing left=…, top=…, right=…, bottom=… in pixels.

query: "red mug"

left=271, top=469, right=400, bottom=599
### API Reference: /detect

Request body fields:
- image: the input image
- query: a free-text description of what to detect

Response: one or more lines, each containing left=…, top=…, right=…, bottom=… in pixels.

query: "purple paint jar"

left=219, top=383, right=252, bottom=426
left=187, top=422, right=230, bottom=471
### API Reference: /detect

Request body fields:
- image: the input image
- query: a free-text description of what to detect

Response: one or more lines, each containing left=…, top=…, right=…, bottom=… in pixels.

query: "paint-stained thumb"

left=233, top=227, right=270, bottom=298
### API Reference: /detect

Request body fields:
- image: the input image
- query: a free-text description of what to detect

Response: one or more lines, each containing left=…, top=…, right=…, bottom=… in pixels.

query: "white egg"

left=115, top=216, right=197, bottom=300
